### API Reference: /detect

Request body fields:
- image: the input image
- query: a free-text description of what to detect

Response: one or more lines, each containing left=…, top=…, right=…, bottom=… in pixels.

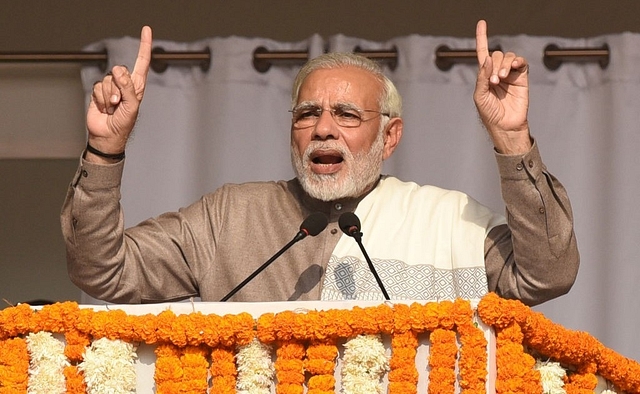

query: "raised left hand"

left=473, top=20, right=532, bottom=155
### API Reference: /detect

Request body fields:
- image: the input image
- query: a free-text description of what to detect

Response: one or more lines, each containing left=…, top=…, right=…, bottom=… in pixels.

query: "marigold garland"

left=181, top=345, right=211, bottom=394
left=63, top=365, right=86, bottom=394
left=478, top=292, right=640, bottom=394
left=304, top=339, right=337, bottom=394
left=388, top=303, right=418, bottom=394
left=64, top=329, right=91, bottom=362
left=0, top=293, right=638, bottom=393
left=457, top=317, right=488, bottom=394
left=210, top=345, right=237, bottom=394
left=274, top=340, right=305, bottom=394
left=154, top=343, right=210, bottom=394
left=388, top=330, right=419, bottom=394
left=494, top=321, right=542, bottom=393
left=564, top=362, right=598, bottom=394
left=428, top=328, right=458, bottom=394
left=155, top=343, right=182, bottom=393
left=0, top=337, right=29, bottom=392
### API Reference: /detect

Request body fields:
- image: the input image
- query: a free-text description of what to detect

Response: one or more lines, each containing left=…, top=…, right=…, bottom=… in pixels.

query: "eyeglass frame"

left=289, top=103, right=390, bottom=129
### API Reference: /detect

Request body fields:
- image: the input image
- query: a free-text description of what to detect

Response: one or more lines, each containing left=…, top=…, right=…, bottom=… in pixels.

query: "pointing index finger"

left=475, top=20, right=489, bottom=66
left=132, top=26, right=152, bottom=83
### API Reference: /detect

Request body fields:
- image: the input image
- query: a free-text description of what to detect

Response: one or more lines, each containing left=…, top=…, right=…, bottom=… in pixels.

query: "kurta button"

left=330, top=228, right=338, bottom=235
left=539, top=207, right=545, bottom=214
left=82, top=170, right=88, bottom=177
left=516, top=163, right=524, bottom=171
left=528, top=160, right=534, bottom=168
left=335, top=203, right=342, bottom=210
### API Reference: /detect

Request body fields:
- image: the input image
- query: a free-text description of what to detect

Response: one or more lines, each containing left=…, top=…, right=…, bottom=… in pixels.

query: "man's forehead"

left=297, top=67, right=381, bottom=106
left=302, top=67, right=379, bottom=86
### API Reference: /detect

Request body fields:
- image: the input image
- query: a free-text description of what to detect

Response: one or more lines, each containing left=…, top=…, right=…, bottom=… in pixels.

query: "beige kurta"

left=61, top=141, right=579, bottom=305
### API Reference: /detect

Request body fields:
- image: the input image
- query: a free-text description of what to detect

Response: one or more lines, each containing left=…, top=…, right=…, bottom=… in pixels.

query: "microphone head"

left=338, top=212, right=361, bottom=237
left=300, top=212, right=328, bottom=237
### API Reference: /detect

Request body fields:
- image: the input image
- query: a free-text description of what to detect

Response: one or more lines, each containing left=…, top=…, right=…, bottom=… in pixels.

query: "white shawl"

left=321, top=176, right=507, bottom=301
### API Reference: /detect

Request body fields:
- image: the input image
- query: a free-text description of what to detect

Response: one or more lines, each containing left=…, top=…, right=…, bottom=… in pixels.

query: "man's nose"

left=312, top=110, right=338, bottom=140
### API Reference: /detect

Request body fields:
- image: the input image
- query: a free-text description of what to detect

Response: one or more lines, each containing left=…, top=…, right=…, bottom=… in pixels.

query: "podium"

left=1, top=293, right=639, bottom=393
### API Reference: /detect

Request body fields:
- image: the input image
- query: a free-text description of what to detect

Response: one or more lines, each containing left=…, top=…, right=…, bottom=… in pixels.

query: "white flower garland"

left=79, top=337, right=138, bottom=394
left=341, top=334, right=389, bottom=394
left=26, top=331, right=69, bottom=394
left=534, top=360, right=566, bottom=394
left=235, top=338, right=275, bottom=394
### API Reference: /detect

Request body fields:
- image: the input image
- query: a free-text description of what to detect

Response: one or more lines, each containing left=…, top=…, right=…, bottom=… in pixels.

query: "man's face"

left=290, top=67, right=388, bottom=201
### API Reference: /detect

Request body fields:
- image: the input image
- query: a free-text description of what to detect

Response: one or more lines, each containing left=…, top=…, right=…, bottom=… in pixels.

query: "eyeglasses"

left=290, top=104, right=390, bottom=128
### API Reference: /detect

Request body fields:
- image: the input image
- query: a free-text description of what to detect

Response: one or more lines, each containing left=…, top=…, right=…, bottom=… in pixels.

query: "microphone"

left=338, top=212, right=390, bottom=300
left=220, top=212, right=328, bottom=301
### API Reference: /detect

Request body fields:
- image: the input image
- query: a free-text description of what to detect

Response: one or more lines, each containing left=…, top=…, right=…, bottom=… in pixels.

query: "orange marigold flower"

left=256, top=312, right=276, bottom=343
left=63, top=365, right=86, bottom=394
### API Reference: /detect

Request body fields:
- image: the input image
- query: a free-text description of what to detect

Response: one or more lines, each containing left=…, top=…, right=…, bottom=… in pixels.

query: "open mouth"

left=310, top=150, right=344, bottom=165
left=308, top=149, right=344, bottom=174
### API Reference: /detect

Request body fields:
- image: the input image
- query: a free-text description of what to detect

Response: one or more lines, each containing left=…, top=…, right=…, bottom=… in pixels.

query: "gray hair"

left=291, top=52, right=403, bottom=118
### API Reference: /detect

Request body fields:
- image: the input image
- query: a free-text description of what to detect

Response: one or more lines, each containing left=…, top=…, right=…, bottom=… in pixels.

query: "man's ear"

left=382, top=117, right=403, bottom=160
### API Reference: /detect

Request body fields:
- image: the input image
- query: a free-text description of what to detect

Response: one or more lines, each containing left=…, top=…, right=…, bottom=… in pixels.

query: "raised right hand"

left=85, top=26, right=152, bottom=161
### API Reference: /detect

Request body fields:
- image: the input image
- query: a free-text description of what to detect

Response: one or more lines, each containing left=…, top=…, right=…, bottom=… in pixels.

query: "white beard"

left=291, top=132, right=384, bottom=201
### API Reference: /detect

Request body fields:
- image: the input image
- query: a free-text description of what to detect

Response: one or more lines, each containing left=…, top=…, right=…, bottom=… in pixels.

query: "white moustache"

left=303, top=141, right=350, bottom=162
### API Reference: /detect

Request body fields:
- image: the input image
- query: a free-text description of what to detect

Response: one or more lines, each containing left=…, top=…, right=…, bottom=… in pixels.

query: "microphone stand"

left=351, top=231, right=390, bottom=301
left=220, top=212, right=328, bottom=302
left=220, top=236, right=299, bottom=301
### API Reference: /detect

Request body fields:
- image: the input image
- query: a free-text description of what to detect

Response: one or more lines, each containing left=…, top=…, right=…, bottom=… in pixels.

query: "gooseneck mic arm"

left=220, top=212, right=328, bottom=302
left=338, top=212, right=390, bottom=300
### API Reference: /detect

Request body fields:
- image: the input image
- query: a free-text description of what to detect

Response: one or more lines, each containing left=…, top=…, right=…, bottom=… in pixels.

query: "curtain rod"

left=0, top=44, right=609, bottom=73
left=0, top=48, right=212, bottom=73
